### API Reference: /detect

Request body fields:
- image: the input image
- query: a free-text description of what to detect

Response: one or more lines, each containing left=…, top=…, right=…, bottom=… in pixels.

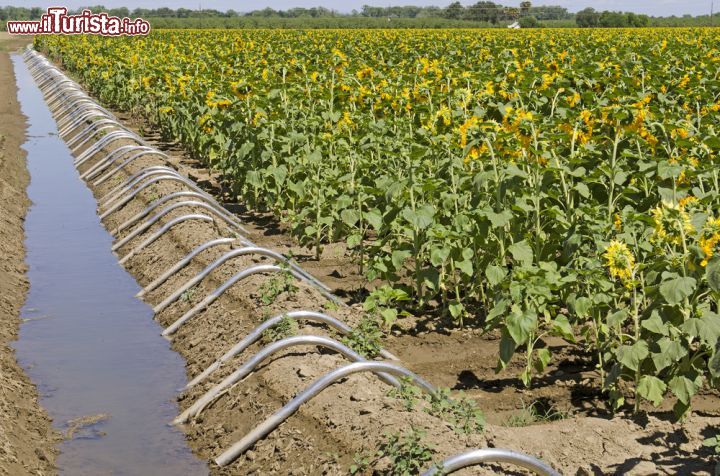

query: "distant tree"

left=465, top=1, right=500, bottom=23
left=131, top=8, right=150, bottom=18
left=504, top=7, right=520, bottom=20
left=520, top=1, right=532, bottom=15
left=599, top=10, right=628, bottom=27
left=154, top=7, right=174, bottom=17
left=518, top=15, right=539, bottom=27
left=250, top=7, right=278, bottom=17
left=443, top=1, right=465, bottom=20
left=576, top=7, right=599, bottom=27
left=627, top=12, right=650, bottom=27
left=530, top=5, right=570, bottom=20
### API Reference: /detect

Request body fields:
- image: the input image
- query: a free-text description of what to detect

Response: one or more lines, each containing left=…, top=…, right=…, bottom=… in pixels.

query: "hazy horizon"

left=1, top=0, right=715, bottom=17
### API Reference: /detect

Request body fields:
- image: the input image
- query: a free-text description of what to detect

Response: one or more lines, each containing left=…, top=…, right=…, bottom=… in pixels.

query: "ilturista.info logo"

left=7, top=7, right=150, bottom=36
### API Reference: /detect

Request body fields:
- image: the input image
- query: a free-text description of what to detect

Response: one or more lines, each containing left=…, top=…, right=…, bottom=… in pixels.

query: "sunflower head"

left=699, top=216, right=720, bottom=267
left=651, top=201, right=695, bottom=246
left=603, top=240, right=635, bottom=285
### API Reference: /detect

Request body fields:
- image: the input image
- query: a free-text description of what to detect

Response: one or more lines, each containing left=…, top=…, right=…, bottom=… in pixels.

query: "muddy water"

left=11, top=56, right=207, bottom=475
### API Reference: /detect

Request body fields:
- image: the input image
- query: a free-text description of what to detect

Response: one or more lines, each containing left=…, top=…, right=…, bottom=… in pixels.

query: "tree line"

left=0, top=3, right=717, bottom=30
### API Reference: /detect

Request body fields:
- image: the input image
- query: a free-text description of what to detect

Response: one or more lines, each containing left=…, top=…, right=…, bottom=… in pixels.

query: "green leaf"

left=487, top=299, right=509, bottom=323
left=534, top=348, right=551, bottom=373
left=485, top=264, right=507, bottom=286
left=520, top=368, right=532, bottom=387
left=449, top=302, right=464, bottom=319
left=455, top=259, right=473, bottom=276
left=365, top=210, right=383, bottom=230
left=418, top=268, right=439, bottom=291
left=607, top=309, right=628, bottom=328
left=668, top=375, right=699, bottom=405
left=430, top=247, right=450, bottom=267
left=551, top=315, right=575, bottom=341
left=506, top=307, right=536, bottom=345
left=380, top=308, right=398, bottom=327
left=504, top=163, right=528, bottom=178
left=681, top=313, right=720, bottom=346
left=498, top=330, right=516, bottom=369
left=616, top=340, right=649, bottom=372
left=659, top=277, right=696, bottom=305
left=340, top=209, right=360, bottom=227
left=707, top=259, right=720, bottom=292
left=709, top=346, right=720, bottom=379
left=486, top=210, right=513, bottom=228
left=573, top=297, right=592, bottom=317
left=702, top=436, right=719, bottom=448
left=346, top=233, right=362, bottom=249
left=652, top=338, right=688, bottom=372
left=681, top=318, right=704, bottom=339
left=641, top=311, right=669, bottom=336
left=402, top=204, right=435, bottom=230
left=574, top=182, right=590, bottom=198
left=636, top=375, right=667, bottom=407
left=613, top=171, right=628, bottom=186
left=391, top=250, right=411, bottom=270
left=508, top=240, right=533, bottom=267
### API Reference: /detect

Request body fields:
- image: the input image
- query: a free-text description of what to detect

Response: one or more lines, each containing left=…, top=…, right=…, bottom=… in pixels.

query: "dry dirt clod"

left=625, top=460, right=658, bottom=475
left=575, top=465, right=594, bottom=476
left=296, top=365, right=313, bottom=378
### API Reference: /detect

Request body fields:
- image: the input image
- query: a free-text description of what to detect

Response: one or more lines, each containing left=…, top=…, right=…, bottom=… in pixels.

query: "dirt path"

left=0, top=34, right=58, bottom=476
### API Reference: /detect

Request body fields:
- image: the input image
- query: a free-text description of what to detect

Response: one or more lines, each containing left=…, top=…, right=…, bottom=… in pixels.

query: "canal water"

left=11, top=55, right=207, bottom=475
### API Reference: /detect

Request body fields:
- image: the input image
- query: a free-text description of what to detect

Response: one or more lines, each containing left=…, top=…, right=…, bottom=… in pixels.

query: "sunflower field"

left=36, top=28, right=720, bottom=416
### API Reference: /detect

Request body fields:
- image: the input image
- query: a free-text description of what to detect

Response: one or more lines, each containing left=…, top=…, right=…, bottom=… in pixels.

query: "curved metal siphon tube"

left=174, top=335, right=402, bottom=425
left=92, top=149, right=170, bottom=186
left=81, top=145, right=157, bottom=180
left=161, top=264, right=303, bottom=337
left=98, top=172, right=251, bottom=237
left=118, top=214, right=215, bottom=265
left=137, top=237, right=236, bottom=298
left=112, top=200, right=239, bottom=251
left=98, top=166, right=176, bottom=204
left=153, top=247, right=326, bottom=314
left=420, top=449, right=560, bottom=476
left=74, top=131, right=143, bottom=167
left=66, top=118, right=125, bottom=149
left=214, top=361, right=436, bottom=466
left=71, top=124, right=132, bottom=155
left=100, top=174, right=194, bottom=219
left=48, top=91, right=92, bottom=114
left=58, top=109, right=111, bottom=137
left=45, top=86, right=86, bottom=106
left=114, top=191, right=217, bottom=234
left=185, top=310, right=398, bottom=390
left=100, top=170, right=193, bottom=209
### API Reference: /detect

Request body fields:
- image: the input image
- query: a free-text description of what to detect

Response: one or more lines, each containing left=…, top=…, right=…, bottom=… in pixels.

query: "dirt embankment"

left=0, top=35, right=58, bottom=476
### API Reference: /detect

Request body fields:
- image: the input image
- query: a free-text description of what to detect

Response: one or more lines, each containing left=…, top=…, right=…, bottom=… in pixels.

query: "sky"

left=2, top=0, right=716, bottom=17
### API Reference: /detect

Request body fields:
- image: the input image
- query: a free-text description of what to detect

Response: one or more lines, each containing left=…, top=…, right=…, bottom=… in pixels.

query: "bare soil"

left=0, top=33, right=59, bottom=476
left=35, top=47, right=720, bottom=475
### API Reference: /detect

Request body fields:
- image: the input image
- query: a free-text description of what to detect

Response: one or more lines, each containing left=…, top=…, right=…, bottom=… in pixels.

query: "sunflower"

left=651, top=201, right=695, bottom=246
left=603, top=240, right=635, bottom=284
left=699, top=216, right=720, bottom=267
